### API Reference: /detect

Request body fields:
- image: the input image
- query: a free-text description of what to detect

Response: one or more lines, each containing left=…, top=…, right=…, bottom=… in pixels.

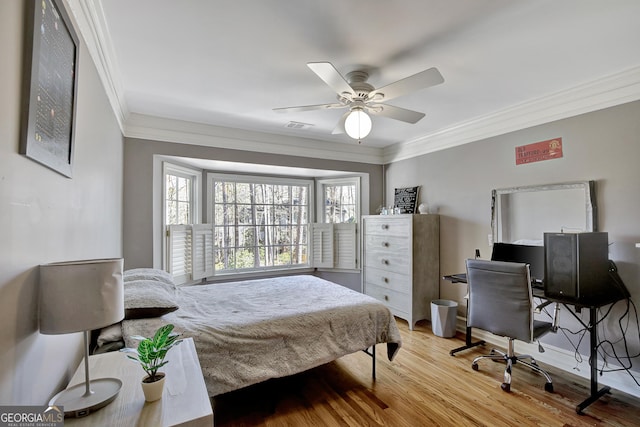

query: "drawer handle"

left=381, top=224, right=389, bottom=230
left=384, top=295, right=389, bottom=301
left=381, top=259, right=389, bottom=265
left=382, top=241, right=389, bottom=247
left=383, top=277, right=389, bottom=283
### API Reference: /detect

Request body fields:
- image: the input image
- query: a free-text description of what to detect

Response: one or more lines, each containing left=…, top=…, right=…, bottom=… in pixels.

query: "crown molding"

left=64, top=0, right=129, bottom=128
left=124, top=114, right=385, bottom=164
left=383, top=65, right=640, bottom=163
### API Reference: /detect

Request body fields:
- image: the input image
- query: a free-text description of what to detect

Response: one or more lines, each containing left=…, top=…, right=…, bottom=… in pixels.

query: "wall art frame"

left=20, top=0, right=79, bottom=178
left=394, top=186, right=420, bottom=214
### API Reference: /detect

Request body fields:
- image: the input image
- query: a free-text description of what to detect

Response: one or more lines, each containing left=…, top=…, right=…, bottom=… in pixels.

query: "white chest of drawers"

left=362, top=214, right=440, bottom=330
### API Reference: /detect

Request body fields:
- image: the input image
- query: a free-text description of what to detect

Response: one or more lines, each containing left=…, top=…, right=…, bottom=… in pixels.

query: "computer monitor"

left=491, top=242, right=545, bottom=282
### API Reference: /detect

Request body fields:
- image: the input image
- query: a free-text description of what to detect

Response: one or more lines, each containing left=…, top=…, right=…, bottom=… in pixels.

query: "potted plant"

left=121, top=324, right=183, bottom=402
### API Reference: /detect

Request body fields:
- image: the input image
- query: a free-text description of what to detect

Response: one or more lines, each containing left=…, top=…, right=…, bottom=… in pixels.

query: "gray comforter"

left=122, top=274, right=402, bottom=396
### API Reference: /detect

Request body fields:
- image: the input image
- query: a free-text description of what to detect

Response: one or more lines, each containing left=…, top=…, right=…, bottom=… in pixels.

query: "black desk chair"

left=465, top=259, right=554, bottom=392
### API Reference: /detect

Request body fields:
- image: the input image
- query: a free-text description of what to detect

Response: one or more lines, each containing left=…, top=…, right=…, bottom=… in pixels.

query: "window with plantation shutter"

left=192, top=224, right=214, bottom=280
left=167, top=225, right=191, bottom=284
left=163, top=162, right=201, bottom=279
left=311, top=223, right=357, bottom=270
left=167, top=224, right=214, bottom=284
left=334, top=223, right=357, bottom=269
left=311, top=223, right=334, bottom=268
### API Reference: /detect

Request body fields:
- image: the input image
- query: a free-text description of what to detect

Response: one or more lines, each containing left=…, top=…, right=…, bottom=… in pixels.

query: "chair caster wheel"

left=501, top=383, right=511, bottom=392
left=472, top=363, right=479, bottom=371
left=544, top=382, right=554, bottom=393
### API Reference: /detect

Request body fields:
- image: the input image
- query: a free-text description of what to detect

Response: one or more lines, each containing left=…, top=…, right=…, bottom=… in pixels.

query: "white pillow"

left=97, top=323, right=123, bottom=347
left=123, top=268, right=176, bottom=289
left=123, top=279, right=179, bottom=319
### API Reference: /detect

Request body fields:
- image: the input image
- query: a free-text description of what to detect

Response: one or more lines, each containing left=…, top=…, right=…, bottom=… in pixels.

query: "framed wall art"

left=394, top=186, right=420, bottom=214
left=20, top=0, right=79, bottom=178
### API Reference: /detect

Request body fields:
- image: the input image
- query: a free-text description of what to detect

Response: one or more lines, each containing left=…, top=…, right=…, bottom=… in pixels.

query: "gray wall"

left=0, top=1, right=123, bottom=404
left=386, top=100, right=640, bottom=371
left=123, top=138, right=383, bottom=281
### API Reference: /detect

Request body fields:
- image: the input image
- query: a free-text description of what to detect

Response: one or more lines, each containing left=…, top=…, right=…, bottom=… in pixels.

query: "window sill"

left=203, top=267, right=315, bottom=284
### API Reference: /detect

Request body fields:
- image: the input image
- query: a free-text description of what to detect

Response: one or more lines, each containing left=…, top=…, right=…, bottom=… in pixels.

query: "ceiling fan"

left=274, top=62, right=444, bottom=141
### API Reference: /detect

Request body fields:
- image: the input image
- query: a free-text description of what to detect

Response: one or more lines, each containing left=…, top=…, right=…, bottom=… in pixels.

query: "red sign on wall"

left=515, top=138, right=563, bottom=165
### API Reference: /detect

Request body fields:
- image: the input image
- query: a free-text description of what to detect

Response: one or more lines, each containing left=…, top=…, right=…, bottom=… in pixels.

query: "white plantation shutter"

left=191, top=224, right=214, bottom=280
left=167, top=224, right=214, bottom=284
left=167, top=225, right=192, bottom=284
left=311, top=223, right=334, bottom=268
left=311, top=223, right=357, bottom=269
left=334, top=223, right=357, bottom=269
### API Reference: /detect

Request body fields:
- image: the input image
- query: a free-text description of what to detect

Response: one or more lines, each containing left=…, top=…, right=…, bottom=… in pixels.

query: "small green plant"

left=122, top=324, right=183, bottom=382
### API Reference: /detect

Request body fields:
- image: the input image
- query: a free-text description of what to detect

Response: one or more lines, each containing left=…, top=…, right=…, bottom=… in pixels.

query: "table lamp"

left=39, top=258, right=125, bottom=418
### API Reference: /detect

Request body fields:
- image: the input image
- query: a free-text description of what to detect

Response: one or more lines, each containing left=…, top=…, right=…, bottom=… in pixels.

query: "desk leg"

left=576, top=307, right=611, bottom=414
left=450, top=325, right=485, bottom=356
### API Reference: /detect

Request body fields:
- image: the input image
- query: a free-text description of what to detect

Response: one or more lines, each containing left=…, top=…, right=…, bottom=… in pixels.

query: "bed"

left=101, top=269, right=402, bottom=397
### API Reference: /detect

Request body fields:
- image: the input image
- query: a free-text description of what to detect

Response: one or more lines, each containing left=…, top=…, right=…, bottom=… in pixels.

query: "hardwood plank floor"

left=213, top=318, right=640, bottom=426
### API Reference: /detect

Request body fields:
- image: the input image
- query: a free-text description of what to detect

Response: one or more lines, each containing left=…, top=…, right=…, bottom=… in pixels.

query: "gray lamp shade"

left=39, top=258, right=125, bottom=334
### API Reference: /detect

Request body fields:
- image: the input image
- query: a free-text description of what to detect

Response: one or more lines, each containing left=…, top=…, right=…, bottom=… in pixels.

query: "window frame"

left=162, top=162, right=201, bottom=271
left=206, top=172, right=314, bottom=276
left=313, top=176, right=363, bottom=273
left=316, top=176, right=361, bottom=224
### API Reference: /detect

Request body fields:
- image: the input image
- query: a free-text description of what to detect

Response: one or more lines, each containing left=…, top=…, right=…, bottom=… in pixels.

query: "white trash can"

left=431, top=299, right=458, bottom=338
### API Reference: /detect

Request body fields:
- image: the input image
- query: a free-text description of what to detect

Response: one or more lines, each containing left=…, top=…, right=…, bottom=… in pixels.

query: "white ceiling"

left=67, top=0, right=640, bottom=163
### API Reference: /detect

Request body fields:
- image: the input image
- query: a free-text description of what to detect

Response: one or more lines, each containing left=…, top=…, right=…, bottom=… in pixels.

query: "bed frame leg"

left=362, top=345, right=376, bottom=380
left=372, top=345, right=376, bottom=380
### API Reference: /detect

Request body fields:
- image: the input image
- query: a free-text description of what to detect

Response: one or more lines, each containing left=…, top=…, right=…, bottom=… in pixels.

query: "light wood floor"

left=213, top=319, right=640, bottom=426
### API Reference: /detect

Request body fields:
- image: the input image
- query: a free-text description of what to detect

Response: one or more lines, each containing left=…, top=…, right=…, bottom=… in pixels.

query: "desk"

left=443, top=272, right=620, bottom=415
left=65, top=338, right=213, bottom=426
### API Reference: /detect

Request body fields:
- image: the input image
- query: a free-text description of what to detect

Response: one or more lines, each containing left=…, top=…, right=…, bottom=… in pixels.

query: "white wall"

left=385, top=100, right=640, bottom=390
left=0, top=0, right=123, bottom=404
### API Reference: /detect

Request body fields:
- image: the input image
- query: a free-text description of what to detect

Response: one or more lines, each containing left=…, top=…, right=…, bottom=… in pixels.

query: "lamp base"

left=49, top=378, right=122, bottom=418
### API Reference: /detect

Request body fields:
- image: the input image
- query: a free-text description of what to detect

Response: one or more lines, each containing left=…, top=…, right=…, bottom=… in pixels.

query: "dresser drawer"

left=364, top=266, right=411, bottom=294
left=363, top=217, right=410, bottom=237
left=364, top=246, right=411, bottom=275
left=365, top=282, right=411, bottom=314
left=364, top=233, right=410, bottom=255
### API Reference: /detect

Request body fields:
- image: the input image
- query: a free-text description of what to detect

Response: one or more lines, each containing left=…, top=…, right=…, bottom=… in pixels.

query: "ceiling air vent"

left=285, top=121, right=314, bottom=130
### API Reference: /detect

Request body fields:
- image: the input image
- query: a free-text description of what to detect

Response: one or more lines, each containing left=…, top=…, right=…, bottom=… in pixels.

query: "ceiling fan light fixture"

left=344, top=108, right=372, bottom=140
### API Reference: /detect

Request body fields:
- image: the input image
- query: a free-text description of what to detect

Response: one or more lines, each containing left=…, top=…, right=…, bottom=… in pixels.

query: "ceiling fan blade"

left=369, top=67, right=444, bottom=102
left=273, top=103, right=345, bottom=113
left=307, top=62, right=354, bottom=97
left=369, top=104, right=426, bottom=124
left=332, top=111, right=350, bottom=134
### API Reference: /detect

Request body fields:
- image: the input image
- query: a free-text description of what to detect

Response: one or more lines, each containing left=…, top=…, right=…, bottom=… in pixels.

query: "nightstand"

left=64, top=337, right=213, bottom=426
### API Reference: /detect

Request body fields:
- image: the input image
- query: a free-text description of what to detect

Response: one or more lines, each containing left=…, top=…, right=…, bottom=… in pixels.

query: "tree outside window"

left=209, top=175, right=311, bottom=273
left=166, top=173, right=192, bottom=225
left=324, top=183, right=357, bottom=223
left=319, top=177, right=360, bottom=224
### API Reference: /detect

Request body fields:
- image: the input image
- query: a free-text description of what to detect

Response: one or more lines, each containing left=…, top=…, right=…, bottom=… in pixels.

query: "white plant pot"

left=141, top=373, right=165, bottom=402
